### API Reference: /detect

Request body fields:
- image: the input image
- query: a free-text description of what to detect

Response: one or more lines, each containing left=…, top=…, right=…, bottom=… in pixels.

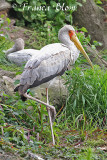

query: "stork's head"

left=58, top=25, right=93, bottom=68
left=15, top=38, right=24, bottom=51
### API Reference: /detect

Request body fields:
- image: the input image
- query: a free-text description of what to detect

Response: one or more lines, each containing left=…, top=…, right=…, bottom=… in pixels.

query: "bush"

left=7, top=0, right=80, bottom=27
left=64, top=65, right=107, bottom=126
left=0, top=15, right=21, bottom=71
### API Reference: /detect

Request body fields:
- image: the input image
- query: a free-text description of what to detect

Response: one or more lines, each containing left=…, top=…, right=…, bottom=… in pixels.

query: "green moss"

left=86, top=139, right=106, bottom=147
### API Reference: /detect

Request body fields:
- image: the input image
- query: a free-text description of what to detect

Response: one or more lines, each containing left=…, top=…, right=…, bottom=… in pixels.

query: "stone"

left=73, top=0, right=107, bottom=49
left=31, top=77, right=67, bottom=107
left=0, top=69, right=16, bottom=79
left=2, top=76, right=14, bottom=93
left=0, top=0, right=11, bottom=11
left=0, top=0, right=11, bottom=16
left=85, top=45, right=107, bottom=67
left=0, top=69, right=16, bottom=96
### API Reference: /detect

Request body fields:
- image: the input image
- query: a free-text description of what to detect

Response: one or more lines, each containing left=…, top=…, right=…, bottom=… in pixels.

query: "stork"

left=15, top=25, right=93, bottom=145
left=5, top=38, right=39, bottom=66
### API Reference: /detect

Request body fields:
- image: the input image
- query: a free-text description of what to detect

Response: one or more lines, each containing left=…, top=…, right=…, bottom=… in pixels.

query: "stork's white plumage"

left=14, top=25, right=93, bottom=145
left=5, top=38, right=39, bottom=66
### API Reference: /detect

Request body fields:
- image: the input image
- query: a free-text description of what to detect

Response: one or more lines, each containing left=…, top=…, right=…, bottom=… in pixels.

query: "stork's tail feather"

left=14, top=85, right=19, bottom=92
left=20, top=95, right=27, bottom=101
left=14, top=84, right=30, bottom=101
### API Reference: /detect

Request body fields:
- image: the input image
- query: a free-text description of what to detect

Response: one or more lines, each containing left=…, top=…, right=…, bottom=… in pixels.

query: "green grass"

left=0, top=21, right=107, bottom=160
left=0, top=37, right=106, bottom=159
left=24, top=27, right=59, bottom=50
left=0, top=39, right=22, bottom=72
left=0, top=27, right=57, bottom=73
left=0, top=65, right=107, bottom=159
left=24, top=30, right=48, bottom=50
left=64, top=65, right=107, bottom=128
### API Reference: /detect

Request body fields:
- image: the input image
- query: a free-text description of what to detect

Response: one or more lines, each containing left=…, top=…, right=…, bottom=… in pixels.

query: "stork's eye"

left=69, top=30, right=75, bottom=39
left=69, top=30, right=75, bottom=34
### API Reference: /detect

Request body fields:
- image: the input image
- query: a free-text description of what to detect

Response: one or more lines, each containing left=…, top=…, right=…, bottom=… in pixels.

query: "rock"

left=0, top=69, right=16, bottom=96
left=0, top=73, right=20, bottom=96
left=85, top=45, right=107, bottom=67
left=0, top=69, right=16, bottom=79
left=0, top=0, right=11, bottom=11
left=73, top=0, right=107, bottom=49
left=0, top=0, right=11, bottom=16
left=31, top=77, right=67, bottom=107
left=2, top=76, right=14, bottom=93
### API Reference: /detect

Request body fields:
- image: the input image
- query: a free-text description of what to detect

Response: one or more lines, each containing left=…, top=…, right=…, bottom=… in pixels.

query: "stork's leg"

left=24, top=92, right=56, bottom=145
left=24, top=92, right=56, bottom=116
left=46, top=88, right=55, bottom=145
left=46, top=88, right=49, bottom=105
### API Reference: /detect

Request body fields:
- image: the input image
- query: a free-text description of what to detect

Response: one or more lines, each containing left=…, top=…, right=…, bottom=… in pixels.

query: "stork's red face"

left=68, top=30, right=93, bottom=69
left=69, top=30, right=75, bottom=40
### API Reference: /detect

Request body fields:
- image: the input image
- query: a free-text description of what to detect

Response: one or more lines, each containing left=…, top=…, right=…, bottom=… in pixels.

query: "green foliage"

left=94, top=0, right=103, bottom=5
left=7, top=1, right=102, bottom=49
left=94, top=0, right=105, bottom=12
left=0, top=93, right=51, bottom=149
left=76, top=27, right=102, bottom=49
left=64, top=65, right=107, bottom=127
left=0, top=72, right=106, bottom=158
left=101, top=49, right=107, bottom=61
left=77, top=147, right=95, bottom=160
left=0, top=15, right=21, bottom=72
left=0, top=15, right=10, bottom=40
left=7, top=0, right=81, bottom=42
left=76, top=28, right=91, bottom=46
left=86, top=139, right=105, bottom=147
left=0, top=2, right=106, bottom=158
left=8, top=0, right=79, bottom=26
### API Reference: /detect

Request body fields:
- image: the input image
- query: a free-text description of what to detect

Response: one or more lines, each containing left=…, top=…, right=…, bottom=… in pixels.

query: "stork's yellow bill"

left=69, top=30, right=93, bottom=69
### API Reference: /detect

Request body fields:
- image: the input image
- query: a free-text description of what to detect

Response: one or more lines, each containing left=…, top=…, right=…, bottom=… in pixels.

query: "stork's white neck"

left=58, top=31, right=80, bottom=63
